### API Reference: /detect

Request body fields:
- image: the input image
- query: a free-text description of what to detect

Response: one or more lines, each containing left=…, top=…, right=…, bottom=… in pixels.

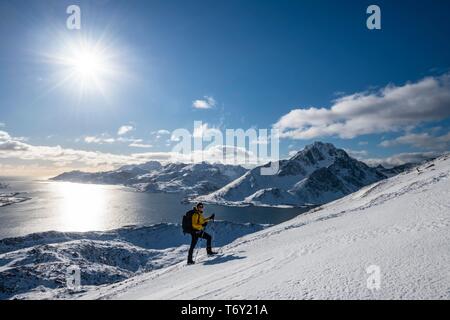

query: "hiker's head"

left=196, top=202, right=204, bottom=212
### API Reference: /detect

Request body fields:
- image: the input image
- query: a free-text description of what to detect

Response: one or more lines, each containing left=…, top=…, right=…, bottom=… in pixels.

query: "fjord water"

left=0, top=177, right=307, bottom=239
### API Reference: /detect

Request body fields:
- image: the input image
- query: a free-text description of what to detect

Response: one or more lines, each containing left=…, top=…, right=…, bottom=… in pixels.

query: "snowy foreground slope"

left=84, top=154, right=450, bottom=300
left=0, top=222, right=265, bottom=299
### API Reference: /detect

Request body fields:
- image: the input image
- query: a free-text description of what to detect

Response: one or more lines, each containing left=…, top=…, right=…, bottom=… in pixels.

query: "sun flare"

left=64, top=41, right=113, bottom=95
left=45, top=34, right=123, bottom=98
left=72, top=49, right=105, bottom=79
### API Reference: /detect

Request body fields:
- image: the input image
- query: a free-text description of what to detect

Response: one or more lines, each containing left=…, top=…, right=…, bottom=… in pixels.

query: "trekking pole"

left=193, top=230, right=205, bottom=261
left=210, top=218, right=216, bottom=251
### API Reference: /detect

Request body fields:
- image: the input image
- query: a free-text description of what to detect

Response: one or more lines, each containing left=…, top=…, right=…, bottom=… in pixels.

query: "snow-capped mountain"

left=117, top=161, right=163, bottom=174
left=129, top=162, right=248, bottom=196
left=51, top=161, right=247, bottom=197
left=197, top=142, right=387, bottom=207
left=82, top=153, right=449, bottom=300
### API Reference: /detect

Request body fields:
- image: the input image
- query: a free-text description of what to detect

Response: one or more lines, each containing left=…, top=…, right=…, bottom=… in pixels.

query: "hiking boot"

left=187, top=259, right=195, bottom=265
left=207, top=251, right=217, bottom=256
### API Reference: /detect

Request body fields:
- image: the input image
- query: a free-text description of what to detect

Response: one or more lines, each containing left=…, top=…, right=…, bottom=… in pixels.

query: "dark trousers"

left=188, top=230, right=212, bottom=261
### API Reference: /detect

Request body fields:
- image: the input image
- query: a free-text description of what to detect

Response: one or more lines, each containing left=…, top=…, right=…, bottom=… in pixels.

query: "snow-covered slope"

left=82, top=154, right=450, bottom=300
left=197, top=142, right=386, bottom=207
left=0, top=222, right=266, bottom=299
left=51, top=161, right=247, bottom=197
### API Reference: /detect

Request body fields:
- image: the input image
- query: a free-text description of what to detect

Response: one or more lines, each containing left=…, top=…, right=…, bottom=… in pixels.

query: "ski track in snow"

left=81, top=154, right=450, bottom=300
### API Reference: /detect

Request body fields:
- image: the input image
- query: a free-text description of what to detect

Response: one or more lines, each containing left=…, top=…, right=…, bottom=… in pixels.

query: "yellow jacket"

left=191, top=210, right=211, bottom=231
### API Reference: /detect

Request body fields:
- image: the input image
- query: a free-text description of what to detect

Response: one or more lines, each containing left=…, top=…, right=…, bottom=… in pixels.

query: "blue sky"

left=1, top=0, right=450, bottom=175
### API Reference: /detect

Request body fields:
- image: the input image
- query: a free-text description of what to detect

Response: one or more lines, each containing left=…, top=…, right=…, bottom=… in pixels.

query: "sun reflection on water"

left=55, top=182, right=108, bottom=232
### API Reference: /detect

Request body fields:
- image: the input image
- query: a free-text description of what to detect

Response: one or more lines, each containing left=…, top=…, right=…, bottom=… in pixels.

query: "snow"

left=197, top=142, right=386, bottom=207
left=0, top=222, right=266, bottom=300
left=2, top=154, right=449, bottom=300
left=78, top=154, right=450, bottom=300
left=51, top=161, right=247, bottom=197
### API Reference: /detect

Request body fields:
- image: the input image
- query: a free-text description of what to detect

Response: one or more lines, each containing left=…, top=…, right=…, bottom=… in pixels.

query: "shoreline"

left=0, top=192, right=32, bottom=208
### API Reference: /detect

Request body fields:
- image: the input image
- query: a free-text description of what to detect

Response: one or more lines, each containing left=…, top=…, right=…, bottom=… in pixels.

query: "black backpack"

left=182, top=209, right=196, bottom=234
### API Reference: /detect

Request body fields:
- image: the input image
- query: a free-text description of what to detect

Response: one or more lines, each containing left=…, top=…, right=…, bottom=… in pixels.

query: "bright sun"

left=72, top=50, right=104, bottom=79
left=65, top=43, right=112, bottom=94
left=47, top=35, right=122, bottom=98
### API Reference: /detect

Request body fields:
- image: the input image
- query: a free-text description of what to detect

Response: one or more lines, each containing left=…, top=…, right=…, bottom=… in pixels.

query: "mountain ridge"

left=196, top=141, right=387, bottom=207
left=51, top=161, right=247, bottom=197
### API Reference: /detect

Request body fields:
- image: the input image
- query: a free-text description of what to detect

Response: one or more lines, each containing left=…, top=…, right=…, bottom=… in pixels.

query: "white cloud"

left=130, top=151, right=181, bottom=162
left=0, top=131, right=29, bottom=151
left=157, top=129, right=170, bottom=135
left=379, top=132, right=450, bottom=150
left=250, top=136, right=269, bottom=145
left=198, top=144, right=254, bottom=164
left=170, top=134, right=181, bottom=142
left=274, top=74, right=450, bottom=139
left=343, top=148, right=369, bottom=160
left=132, top=145, right=256, bottom=165
left=117, top=137, right=142, bottom=143
left=117, top=125, right=134, bottom=135
left=358, top=141, right=369, bottom=146
left=83, top=135, right=154, bottom=148
left=84, top=135, right=115, bottom=144
left=0, top=129, right=260, bottom=173
left=1, top=130, right=132, bottom=167
left=364, top=151, right=442, bottom=168
left=193, top=96, right=216, bottom=109
left=193, top=123, right=222, bottom=138
left=152, top=129, right=171, bottom=140
left=129, top=142, right=152, bottom=148
left=0, top=130, right=157, bottom=170
left=135, top=144, right=259, bottom=165
left=0, top=131, right=8, bottom=139
left=0, top=123, right=5, bottom=127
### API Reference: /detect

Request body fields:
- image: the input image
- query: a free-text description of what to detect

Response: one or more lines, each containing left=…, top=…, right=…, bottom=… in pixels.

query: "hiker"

left=186, top=202, right=216, bottom=265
